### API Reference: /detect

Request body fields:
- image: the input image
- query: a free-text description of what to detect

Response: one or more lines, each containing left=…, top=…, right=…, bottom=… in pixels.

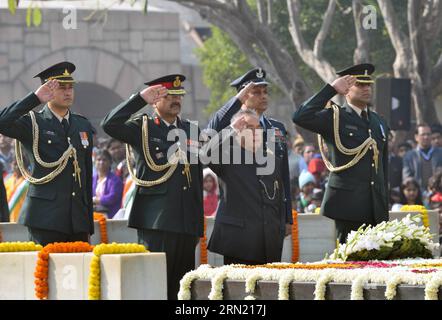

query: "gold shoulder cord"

left=15, top=111, right=82, bottom=187
left=318, top=103, right=379, bottom=173
left=126, top=115, right=191, bottom=187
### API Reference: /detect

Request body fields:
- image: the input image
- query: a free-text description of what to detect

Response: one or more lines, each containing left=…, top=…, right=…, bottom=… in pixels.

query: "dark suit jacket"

left=0, top=93, right=94, bottom=234
left=101, top=93, right=204, bottom=237
left=389, top=154, right=403, bottom=190
left=206, top=96, right=292, bottom=263
left=292, top=84, right=389, bottom=224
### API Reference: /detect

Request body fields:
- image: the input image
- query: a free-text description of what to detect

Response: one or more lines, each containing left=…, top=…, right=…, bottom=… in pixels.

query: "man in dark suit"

left=206, top=68, right=292, bottom=265
left=101, top=74, right=204, bottom=300
left=293, top=63, right=389, bottom=243
left=402, top=124, right=442, bottom=190
left=0, top=61, right=95, bottom=245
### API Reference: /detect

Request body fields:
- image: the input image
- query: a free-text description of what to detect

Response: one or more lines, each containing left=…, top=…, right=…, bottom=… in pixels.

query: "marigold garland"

left=200, top=218, right=208, bottom=265
left=400, top=205, right=429, bottom=228
left=88, top=242, right=148, bottom=300
left=34, top=242, right=94, bottom=300
left=0, top=241, right=42, bottom=252
left=93, top=213, right=108, bottom=244
left=291, top=210, right=300, bottom=263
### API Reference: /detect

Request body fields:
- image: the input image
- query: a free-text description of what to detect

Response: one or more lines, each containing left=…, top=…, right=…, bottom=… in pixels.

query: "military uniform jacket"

left=101, top=93, right=204, bottom=237
left=292, top=84, right=389, bottom=224
left=206, top=96, right=292, bottom=262
left=0, top=93, right=94, bottom=234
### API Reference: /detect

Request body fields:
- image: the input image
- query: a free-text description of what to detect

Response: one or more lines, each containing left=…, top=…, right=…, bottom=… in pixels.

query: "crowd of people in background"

left=0, top=122, right=441, bottom=231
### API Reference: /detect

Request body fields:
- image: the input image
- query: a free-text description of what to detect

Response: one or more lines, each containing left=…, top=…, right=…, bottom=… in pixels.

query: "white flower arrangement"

left=179, top=258, right=442, bottom=301
left=330, top=214, right=440, bottom=261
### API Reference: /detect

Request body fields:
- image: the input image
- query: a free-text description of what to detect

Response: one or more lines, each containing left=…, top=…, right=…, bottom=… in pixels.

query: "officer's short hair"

left=230, top=108, right=258, bottom=125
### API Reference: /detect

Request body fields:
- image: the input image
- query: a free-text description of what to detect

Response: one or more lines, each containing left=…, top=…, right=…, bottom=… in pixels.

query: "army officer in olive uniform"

left=101, top=75, right=204, bottom=300
left=292, top=63, right=389, bottom=243
left=0, top=62, right=95, bottom=245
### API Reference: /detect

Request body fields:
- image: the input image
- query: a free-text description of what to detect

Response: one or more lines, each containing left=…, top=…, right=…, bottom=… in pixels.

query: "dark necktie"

left=61, top=118, right=69, bottom=135
left=361, top=110, right=368, bottom=123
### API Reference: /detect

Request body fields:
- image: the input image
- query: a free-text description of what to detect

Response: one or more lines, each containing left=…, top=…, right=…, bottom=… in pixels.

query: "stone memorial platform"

left=190, top=279, right=441, bottom=300
left=0, top=251, right=166, bottom=300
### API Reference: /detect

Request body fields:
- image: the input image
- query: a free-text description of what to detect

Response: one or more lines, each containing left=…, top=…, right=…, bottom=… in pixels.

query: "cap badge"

left=63, top=69, right=70, bottom=76
left=256, top=68, right=264, bottom=79
left=364, top=70, right=368, bottom=76
left=173, top=76, right=181, bottom=87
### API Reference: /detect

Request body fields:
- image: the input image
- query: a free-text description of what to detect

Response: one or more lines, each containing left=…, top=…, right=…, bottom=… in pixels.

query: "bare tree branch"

left=286, top=0, right=336, bottom=82
left=431, top=52, right=442, bottom=97
left=267, top=0, right=273, bottom=25
left=257, top=0, right=268, bottom=24
left=422, top=0, right=442, bottom=42
left=313, top=0, right=336, bottom=58
left=377, top=0, right=410, bottom=55
left=352, top=0, right=370, bottom=64
left=173, top=0, right=312, bottom=105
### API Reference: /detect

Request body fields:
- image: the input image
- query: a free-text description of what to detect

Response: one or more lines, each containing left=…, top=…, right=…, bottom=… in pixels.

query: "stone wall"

left=0, top=7, right=211, bottom=133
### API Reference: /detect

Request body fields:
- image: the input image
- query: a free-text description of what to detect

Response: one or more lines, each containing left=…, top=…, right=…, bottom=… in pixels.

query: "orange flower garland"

left=93, top=213, right=108, bottom=244
left=34, top=241, right=94, bottom=300
left=291, top=209, right=300, bottom=263
left=200, top=218, right=208, bottom=265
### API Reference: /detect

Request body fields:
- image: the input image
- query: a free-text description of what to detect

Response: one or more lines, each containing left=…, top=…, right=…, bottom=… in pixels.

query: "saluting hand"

left=331, top=75, right=356, bottom=95
left=140, top=84, right=168, bottom=105
left=236, top=82, right=258, bottom=105
left=35, top=79, right=58, bottom=103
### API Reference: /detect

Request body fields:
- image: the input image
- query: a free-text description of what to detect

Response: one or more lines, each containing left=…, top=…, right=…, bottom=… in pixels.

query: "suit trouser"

left=28, top=227, right=89, bottom=246
left=137, top=228, right=199, bottom=300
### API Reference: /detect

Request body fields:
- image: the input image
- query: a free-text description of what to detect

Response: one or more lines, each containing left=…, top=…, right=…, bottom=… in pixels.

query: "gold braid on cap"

left=318, top=103, right=379, bottom=173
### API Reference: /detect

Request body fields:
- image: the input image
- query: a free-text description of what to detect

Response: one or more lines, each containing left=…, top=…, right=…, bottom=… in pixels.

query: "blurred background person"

left=403, top=124, right=442, bottom=190
left=203, top=168, right=219, bottom=218
left=0, top=134, right=13, bottom=174
left=308, top=157, right=327, bottom=189
left=92, top=149, right=123, bottom=218
left=391, top=178, right=424, bottom=211
left=296, top=170, right=316, bottom=213
left=302, top=143, right=316, bottom=168
left=431, top=124, right=442, bottom=148
left=106, top=138, right=126, bottom=179
left=4, top=158, right=29, bottom=222
left=397, top=142, right=412, bottom=159
left=306, top=188, right=324, bottom=213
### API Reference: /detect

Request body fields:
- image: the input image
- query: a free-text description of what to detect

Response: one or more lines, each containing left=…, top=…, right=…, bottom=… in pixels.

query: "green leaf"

left=8, top=0, right=16, bottom=15
left=33, top=7, right=42, bottom=27
left=26, top=4, right=32, bottom=27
